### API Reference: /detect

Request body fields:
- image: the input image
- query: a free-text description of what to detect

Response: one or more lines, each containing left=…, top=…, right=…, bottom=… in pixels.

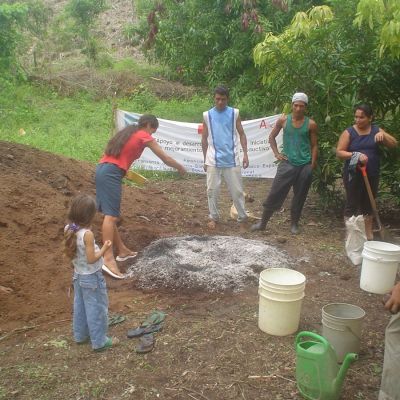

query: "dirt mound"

left=0, top=141, right=204, bottom=332
left=0, top=141, right=394, bottom=399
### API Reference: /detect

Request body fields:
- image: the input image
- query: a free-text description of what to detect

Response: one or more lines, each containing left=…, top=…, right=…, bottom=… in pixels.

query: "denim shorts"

left=95, top=162, right=125, bottom=217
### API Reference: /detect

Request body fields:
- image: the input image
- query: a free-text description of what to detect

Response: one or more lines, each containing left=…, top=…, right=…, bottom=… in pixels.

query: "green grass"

left=112, top=58, right=165, bottom=78
left=0, top=82, right=209, bottom=164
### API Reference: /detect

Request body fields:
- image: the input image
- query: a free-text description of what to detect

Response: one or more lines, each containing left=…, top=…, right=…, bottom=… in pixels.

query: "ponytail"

left=63, top=228, right=77, bottom=260
left=63, top=194, right=96, bottom=261
left=104, top=114, right=159, bottom=157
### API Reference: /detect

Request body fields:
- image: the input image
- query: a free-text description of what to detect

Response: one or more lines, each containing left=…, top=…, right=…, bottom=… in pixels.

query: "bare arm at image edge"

left=269, top=115, right=287, bottom=161
left=236, top=115, right=249, bottom=169
left=201, top=118, right=209, bottom=171
left=309, top=119, right=318, bottom=169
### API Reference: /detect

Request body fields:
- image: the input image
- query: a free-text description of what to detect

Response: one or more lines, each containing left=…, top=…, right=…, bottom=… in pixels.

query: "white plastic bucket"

left=258, top=268, right=306, bottom=336
left=322, top=303, right=365, bottom=363
left=360, top=241, right=400, bottom=294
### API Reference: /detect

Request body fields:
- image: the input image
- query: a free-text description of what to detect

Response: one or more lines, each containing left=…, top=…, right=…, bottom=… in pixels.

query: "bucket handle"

left=323, top=321, right=362, bottom=340
left=362, top=253, right=384, bottom=262
left=295, top=331, right=329, bottom=347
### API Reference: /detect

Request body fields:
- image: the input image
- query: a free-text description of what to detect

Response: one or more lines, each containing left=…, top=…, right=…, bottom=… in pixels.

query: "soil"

left=0, top=140, right=396, bottom=400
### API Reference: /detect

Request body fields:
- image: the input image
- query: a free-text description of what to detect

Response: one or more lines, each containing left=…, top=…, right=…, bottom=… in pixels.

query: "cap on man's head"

left=292, top=92, right=308, bottom=105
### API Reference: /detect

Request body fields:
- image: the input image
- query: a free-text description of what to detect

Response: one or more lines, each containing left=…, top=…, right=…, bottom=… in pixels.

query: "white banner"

left=116, top=109, right=282, bottom=178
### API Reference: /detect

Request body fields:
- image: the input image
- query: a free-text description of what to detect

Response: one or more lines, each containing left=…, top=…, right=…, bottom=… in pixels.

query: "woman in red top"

left=96, top=114, right=186, bottom=278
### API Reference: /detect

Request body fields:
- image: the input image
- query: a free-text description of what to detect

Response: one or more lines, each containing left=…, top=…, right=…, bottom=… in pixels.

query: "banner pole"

left=111, top=92, right=117, bottom=137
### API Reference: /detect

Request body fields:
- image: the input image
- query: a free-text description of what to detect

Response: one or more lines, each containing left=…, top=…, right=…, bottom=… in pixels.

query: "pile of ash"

left=126, top=235, right=292, bottom=292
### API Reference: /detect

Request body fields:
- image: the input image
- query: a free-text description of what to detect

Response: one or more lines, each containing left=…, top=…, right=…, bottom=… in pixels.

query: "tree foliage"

left=354, top=0, right=400, bottom=57
left=0, top=2, right=28, bottom=74
left=65, top=0, right=108, bottom=64
left=253, top=0, right=400, bottom=205
left=0, top=0, right=51, bottom=78
left=129, top=0, right=316, bottom=92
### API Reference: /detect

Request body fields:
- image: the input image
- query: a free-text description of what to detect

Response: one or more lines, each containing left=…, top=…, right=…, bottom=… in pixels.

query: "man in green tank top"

left=251, top=92, right=318, bottom=234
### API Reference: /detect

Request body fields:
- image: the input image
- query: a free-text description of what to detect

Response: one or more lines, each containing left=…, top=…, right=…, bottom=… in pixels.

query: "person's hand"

left=177, top=165, right=187, bottom=177
left=311, top=161, right=317, bottom=170
left=359, top=153, right=368, bottom=165
left=275, top=152, right=287, bottom=161
left=242, top=154, right=249, bottom=169
left=203, top=164, right=207, bottom=172
left=375, top=131, right=385, bottom=143
left=384, top=282, right=400, bottom=314
left=103, top=240, right=112, bottom=249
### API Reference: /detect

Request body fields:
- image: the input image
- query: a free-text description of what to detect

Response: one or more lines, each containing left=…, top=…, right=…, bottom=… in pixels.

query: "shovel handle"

left=357, top=164, right=383, bottom=232
left=358, top=164, right=367, bottom=177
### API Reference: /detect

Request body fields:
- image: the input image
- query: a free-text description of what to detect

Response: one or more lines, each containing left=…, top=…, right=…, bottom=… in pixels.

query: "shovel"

left=125, top=170, right=147, bottom=185
left=358, top=164, right=387, bottom=241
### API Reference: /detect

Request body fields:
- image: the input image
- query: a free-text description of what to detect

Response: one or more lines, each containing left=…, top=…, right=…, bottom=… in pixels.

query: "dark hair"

left=105, top=114, right=159, bottom=157
left=354, top=103, right=373, bottom=118
left=214, top=86, right=229, bottom=98
left=63, top=194, right=97, bottom=260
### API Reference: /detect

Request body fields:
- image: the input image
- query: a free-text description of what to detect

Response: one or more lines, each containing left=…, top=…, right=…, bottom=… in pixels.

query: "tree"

left=0, top=2, right=28, bottom=75
left=354, top=0, right=400, bottom=57
left=253, top=0, right=400, bottom=206
left=129, top=0, right=317, bottom=100
left=65, top=0, right=108, bottom=64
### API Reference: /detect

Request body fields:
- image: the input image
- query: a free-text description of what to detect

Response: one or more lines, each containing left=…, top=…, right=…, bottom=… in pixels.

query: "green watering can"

left=295, top=331, right=358, bottom=400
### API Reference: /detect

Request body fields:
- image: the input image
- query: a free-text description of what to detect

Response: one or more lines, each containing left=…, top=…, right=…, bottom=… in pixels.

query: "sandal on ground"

left=135, top=334, right=155, bottom=354
left=102, top=265, right=125, bottom=279
left=94, top=337, right=120, bottom=352
left=108, top=314, right=126, bottom=327
left=141, top=310, right=166, bottom=327
left=116, top=252, right=138, bottom=262
left=127, top=322, right=163, bottom=338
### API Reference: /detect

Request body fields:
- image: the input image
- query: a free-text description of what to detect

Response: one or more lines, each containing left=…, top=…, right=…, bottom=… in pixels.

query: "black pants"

left=343, top=171, right=379, bottom=217
left=262, top=161, right=313, bottom=223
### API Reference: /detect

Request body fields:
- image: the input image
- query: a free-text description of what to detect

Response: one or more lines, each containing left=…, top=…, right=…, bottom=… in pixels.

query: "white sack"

left=345, top=215, right=367, bottom=265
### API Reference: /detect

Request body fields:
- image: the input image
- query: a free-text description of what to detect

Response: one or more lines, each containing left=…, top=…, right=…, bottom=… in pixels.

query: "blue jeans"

left=73, top=270, right=109, bottom=350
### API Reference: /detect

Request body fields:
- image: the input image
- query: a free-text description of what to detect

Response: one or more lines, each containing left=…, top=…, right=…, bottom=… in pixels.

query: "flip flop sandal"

left=127, top=322, right=163, bottom=338
left=108, top=314, right=126, bottom=327
left=102, top=265, right=125, bottom=279
left=94, top=337, right=119, bottom=352
left=141, top=310, right=166, bottom=327
left=116, top=253, right=138, bottom=262
left=135, top=334, right=155, bottom=354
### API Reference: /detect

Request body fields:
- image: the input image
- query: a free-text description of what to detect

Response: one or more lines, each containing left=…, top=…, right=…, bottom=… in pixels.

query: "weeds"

left=0, top=80, right=209, bottom=164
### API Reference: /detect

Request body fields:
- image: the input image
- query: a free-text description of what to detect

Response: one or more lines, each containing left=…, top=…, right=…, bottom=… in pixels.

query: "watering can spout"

left=335, top=353, right=358, bottom=394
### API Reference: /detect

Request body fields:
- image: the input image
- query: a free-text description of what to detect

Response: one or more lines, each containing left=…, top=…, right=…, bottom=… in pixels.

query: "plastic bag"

left=345, top=215, right=367, bottom=265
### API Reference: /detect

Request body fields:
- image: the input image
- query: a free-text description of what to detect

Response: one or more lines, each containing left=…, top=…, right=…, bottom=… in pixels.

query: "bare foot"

left=239, top=221, right=249, bottom=233
left=207, top=220, right=218, bottom=230
left=102, top=259, right=124, bottom=278
left=116, top=252, right=138, bottom=262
